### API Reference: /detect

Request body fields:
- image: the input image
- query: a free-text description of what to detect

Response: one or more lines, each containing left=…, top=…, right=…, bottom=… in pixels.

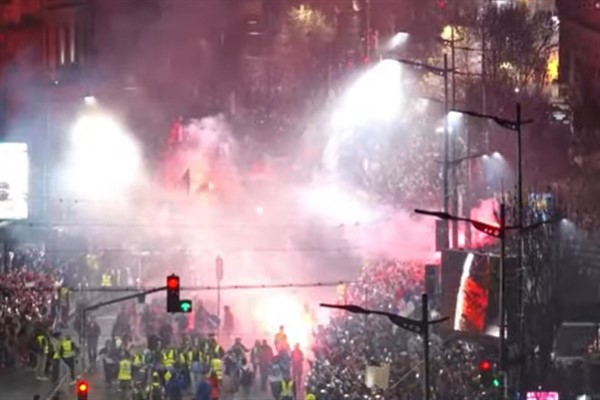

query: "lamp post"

left=414, top=208, right=554, bottom=398
left=450, top=103, right=531, bottom=229
left=450, top=103, right=533, bottom=391
left=321, top=295, right=448, bottom=400
left=395, top=56, right=452, bottom=248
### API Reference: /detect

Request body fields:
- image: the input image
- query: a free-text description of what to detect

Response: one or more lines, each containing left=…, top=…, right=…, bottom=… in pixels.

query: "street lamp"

left=321, top=295, right=448, bottom=400
left=438, top=152, right=491, bottom=167
left=414, top=207, right=554, bottom=398
left=450, top=104, right=534, bottom=390
left=449, top=103, right=533, bottom=230
left=395, top=56, right=453, bottom=249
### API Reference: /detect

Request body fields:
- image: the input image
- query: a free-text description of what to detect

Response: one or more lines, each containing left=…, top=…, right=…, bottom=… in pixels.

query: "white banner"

left=0, top=143, right=29, bottom=220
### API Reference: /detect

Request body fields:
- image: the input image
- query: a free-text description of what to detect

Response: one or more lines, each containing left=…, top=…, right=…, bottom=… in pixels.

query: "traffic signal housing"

left=166, top=274, right=181, bottom=313
left=478, top=359, right=501, bottom=389
left=166, top=274, right=192, bottom=313
left=77, top=380, right=89, bottom=400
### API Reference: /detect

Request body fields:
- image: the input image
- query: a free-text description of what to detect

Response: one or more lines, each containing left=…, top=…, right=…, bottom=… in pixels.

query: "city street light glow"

left=388, top=32, right=409, bottom=49
left=66, top=113, right=141, bottom=199
left=335, top=60, right=404, bottom=127
left=84, top=95, right=97, bottom=106
left=448, top=111, right=463, bottom=125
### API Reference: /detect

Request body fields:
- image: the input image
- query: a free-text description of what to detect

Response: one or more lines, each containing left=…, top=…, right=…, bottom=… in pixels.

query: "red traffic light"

left=77, top=381, right=89, bottom=393
left=167, top=275, right=180, bottom=290
left=479, top=360, right=491, bottom=372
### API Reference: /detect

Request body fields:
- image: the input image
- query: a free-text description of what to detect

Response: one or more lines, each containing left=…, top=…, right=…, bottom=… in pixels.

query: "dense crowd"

left=0, top=247, right=60, bottom=369
left=306, top=259, right=488, bottom=400
left=89, top=300, right=305, bottom=400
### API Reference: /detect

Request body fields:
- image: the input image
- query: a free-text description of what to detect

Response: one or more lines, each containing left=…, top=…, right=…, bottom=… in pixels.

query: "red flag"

left=169, top=120, right=184, bottom=144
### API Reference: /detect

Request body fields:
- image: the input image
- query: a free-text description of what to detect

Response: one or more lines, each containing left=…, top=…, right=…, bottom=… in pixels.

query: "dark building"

left=557, top=0, right=600, bottom=132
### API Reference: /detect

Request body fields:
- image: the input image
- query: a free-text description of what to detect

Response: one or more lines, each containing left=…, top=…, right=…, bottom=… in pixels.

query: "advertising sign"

left=526, top=392, right=559, bottom=400
left=0, top=143, right=29, bottom=220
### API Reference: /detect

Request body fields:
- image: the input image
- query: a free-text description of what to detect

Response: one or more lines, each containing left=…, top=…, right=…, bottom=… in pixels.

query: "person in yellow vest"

left=280, top=374, right=295, bottom=400
left=132, top=350, right=145, bottom=384
left=60, top=334, right=78, bottom=384
left=50, top=334, right=62, bottom=385
left=274, top=325, right=289, bottom=353
left=162, top=347, right=177, bottom=370
left=209, top=357, right=223, bottom=383
left=118, top=353, right=133, bottom=393
left=101, top=273, right=112, bottom=287
left=35, top=330, right=50, bottom=380
left=163, top=369, right=172, bottom=386
left=146, top=372, right=165, bottom=400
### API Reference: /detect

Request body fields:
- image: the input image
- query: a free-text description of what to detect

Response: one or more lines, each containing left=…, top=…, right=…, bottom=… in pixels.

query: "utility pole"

left=450, top=19, right=459, bottom=249
left=216, top=256, right=223, bottom=339
left=499, top=203, right=507, bottom=383
left=422, top=293, right=431, bottom=400
left=515, top=102, right=525, bottom=396
left=443, top=53, right=450, bottom=247
left=321, top=295, right=445, bottom=400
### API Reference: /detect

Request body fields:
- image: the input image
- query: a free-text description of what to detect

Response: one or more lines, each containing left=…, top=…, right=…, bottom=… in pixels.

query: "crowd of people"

left=88, top=302, right=306, bottom=400
left=0, top=247, right=61, bottom=369
left=307, top=258, right=489, bottom=400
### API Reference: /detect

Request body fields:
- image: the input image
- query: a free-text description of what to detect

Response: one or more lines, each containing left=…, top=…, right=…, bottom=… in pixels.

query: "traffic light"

left=479, top=359, right=501, bottom=388
left=77, top=380, right=89, bottom=400
left=479, top=360, right=491, bottom=372
left=179, top=299, right=192, bottom=313
left=166, top=274, right=180, bottom=313
left=491, top=376, right=501, bottom=388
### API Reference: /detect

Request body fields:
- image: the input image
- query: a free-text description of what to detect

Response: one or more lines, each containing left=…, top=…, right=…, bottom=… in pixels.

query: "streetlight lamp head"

left=84, top=96, right=97, bottom=106
left=448, top=111, right=463, bottom=125
left=388, top=32, right=409, bottom=49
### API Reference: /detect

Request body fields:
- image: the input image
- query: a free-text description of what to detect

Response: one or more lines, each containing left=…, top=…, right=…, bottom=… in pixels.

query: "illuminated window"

left=51, top=22, right=79, bottom=68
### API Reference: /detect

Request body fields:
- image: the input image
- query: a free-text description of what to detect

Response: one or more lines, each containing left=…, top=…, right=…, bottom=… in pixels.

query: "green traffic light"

left=492, top=378, right=501, bottom=387
left=179, top=300, right=192, bottom=313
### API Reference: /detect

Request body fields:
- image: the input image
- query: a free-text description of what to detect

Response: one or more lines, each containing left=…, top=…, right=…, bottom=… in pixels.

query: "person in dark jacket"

left=194, top=375, right=211, bottom=400
left=165, top=370, right=185, bottom=400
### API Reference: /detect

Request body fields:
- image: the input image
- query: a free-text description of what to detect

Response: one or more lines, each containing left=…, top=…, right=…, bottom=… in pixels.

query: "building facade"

left=557, top=0, right=600, bottom=132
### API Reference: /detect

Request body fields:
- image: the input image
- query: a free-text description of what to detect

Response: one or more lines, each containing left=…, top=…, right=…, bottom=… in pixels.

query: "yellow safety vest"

left=178, top=349, right=194, bottom=365
left=164, top=370, right=172, bottom=382
left=51, top=339, right=61, bottom=359
left=163, top=349, right=175, bottom=367
left=186, top=350, right=195, bottom=365
left=133, top=354, right=143, bottom=367
left=37, top=335, right=49, bottom=354
left=210, top=358, right=223, bottom=380
left=101, top=274, right=112, bottom=287
left=118, top=359, right=132, bottom=381
left=281, top=380, right=294, bottom=397
left=61, top=340, right=74, bottom=358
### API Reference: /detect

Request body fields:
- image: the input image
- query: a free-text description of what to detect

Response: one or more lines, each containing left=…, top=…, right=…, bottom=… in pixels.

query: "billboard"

left=441, top=250, right=517, bottom=336
left=0, top=143, right=29, bottom=220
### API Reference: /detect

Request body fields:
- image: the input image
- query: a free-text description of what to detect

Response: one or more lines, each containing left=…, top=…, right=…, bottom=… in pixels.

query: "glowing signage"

left=0, top=143, right=29, bottom=220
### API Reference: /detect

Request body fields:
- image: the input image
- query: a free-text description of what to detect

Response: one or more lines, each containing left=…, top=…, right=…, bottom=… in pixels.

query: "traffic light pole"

left=321, top=294, right=446, bottom=400
left=499, top=203, right=507, bottom=398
